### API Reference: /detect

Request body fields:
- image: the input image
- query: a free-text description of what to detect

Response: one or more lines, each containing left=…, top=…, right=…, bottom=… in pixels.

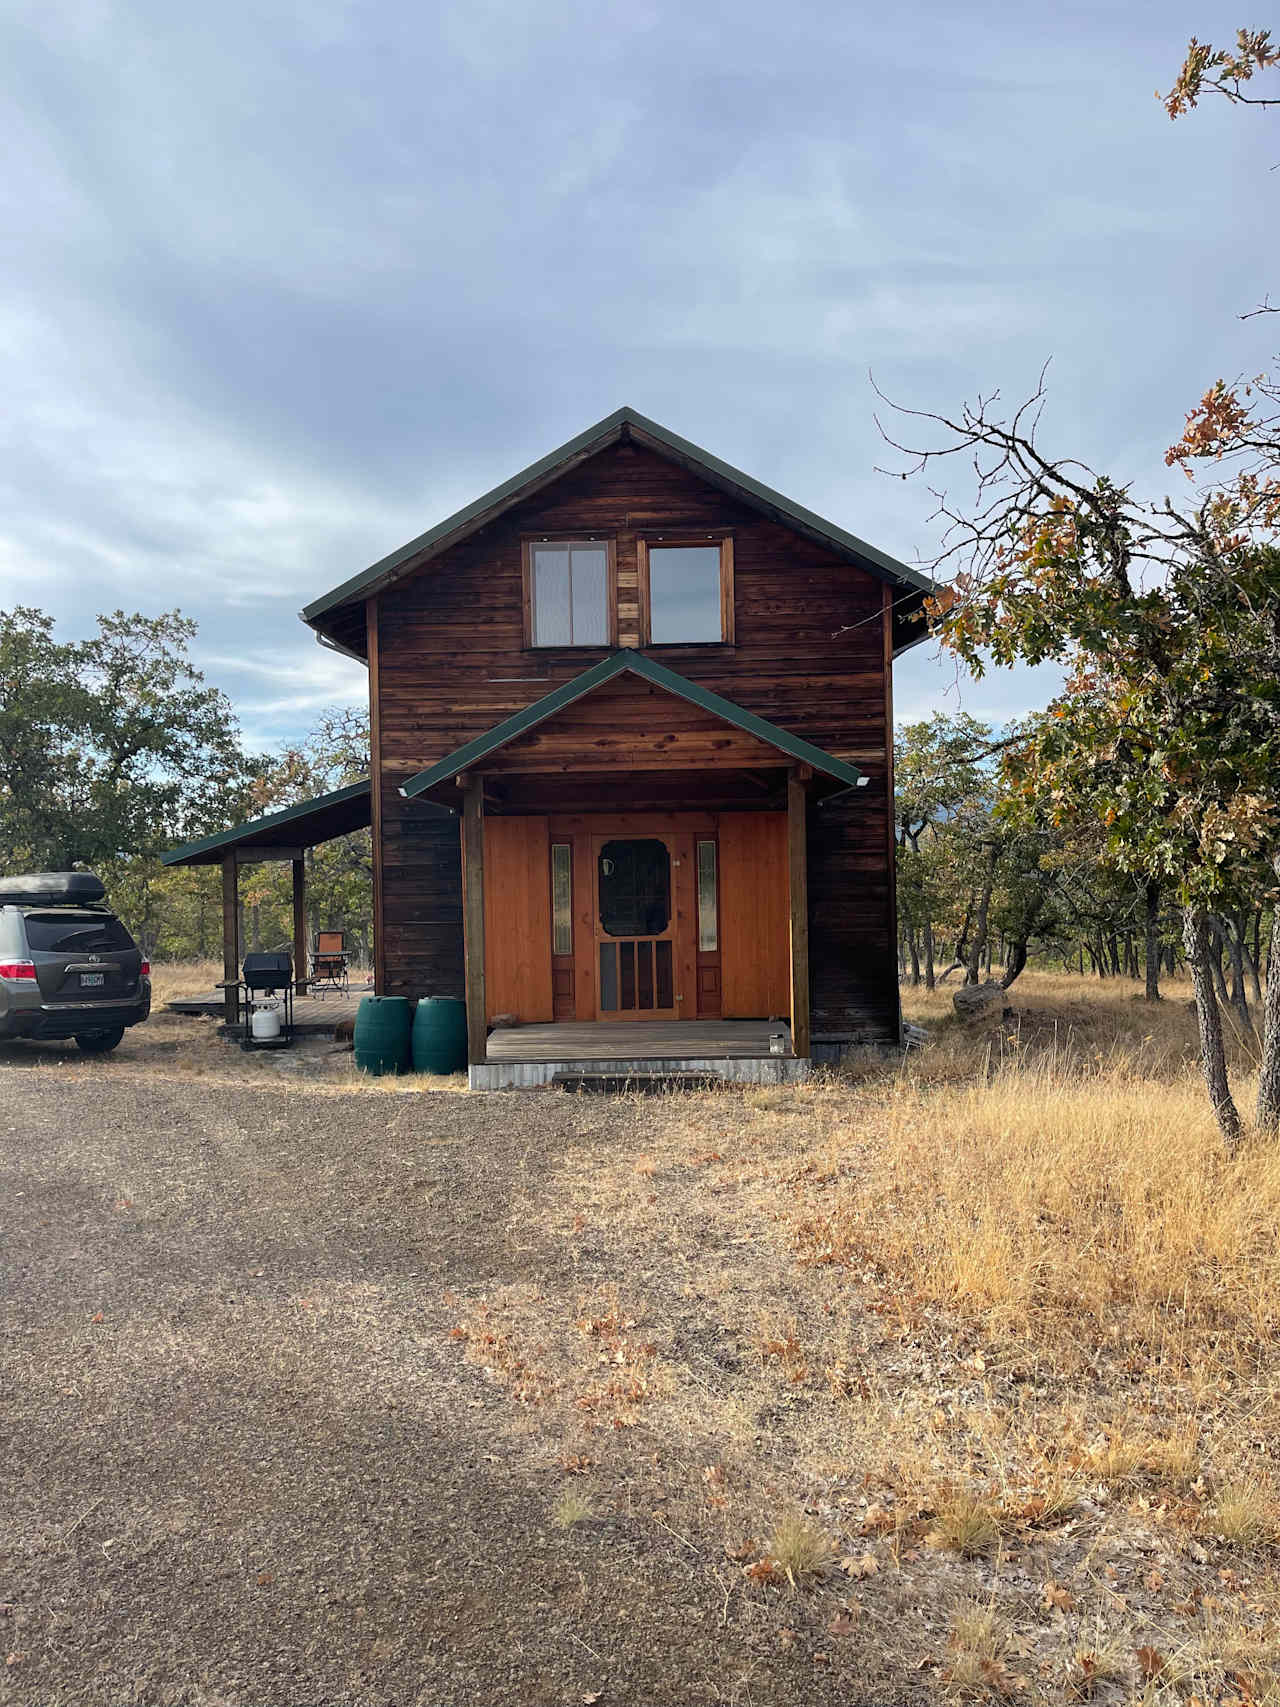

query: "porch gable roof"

left=398, top=651, right=866, bottom=803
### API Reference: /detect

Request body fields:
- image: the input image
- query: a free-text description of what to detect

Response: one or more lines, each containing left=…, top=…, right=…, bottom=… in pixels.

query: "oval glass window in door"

left=597, top=839, right=671, bottom=937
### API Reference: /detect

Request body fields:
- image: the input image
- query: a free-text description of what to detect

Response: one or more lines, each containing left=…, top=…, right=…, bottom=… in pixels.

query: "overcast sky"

left=3, top=0, right=1276, bottom=752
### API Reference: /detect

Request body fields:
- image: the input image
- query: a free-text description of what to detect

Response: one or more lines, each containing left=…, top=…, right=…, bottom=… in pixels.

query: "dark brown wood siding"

left=373, top=439, right=898, bottom=1040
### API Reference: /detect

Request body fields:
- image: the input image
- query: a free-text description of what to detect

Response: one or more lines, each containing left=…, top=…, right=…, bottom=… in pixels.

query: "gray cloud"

left=1, top=0, right=1274, bottom=748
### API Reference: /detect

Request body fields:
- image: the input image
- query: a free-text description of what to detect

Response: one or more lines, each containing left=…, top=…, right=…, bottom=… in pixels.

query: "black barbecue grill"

left=237, top=951, right=294, bottom=1048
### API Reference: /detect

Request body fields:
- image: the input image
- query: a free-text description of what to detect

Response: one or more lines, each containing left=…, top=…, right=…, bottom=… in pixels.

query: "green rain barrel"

left=411, top=995, right=468, bottom=1075
left=353, top=995, right=411, bottom=1077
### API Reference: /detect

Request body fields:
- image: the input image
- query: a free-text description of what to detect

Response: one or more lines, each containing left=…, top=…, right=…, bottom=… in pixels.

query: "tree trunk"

left=1227, top=917, right=1253, bottom=1034
left=966, top=846, right=997, bottom=987
left=1258, top=872, right=1280, bottom=1135
left=907, top=927, right=921, bottom=987
left=923, top=916, right=935, bottom=991
left=1001, top=938, right=1029, bottom=989
left=1208, top=916, right=1253, bottom=1034
left=1250, top=910, right=1264, bottom=1005
left=1143, top=878, right=1162, bottom=1002
left=953, top=902, right=973, bottom=980
left=1208, top=922, right=1231, bottom=1008
left=251, top=902, right=262, bottom=954
left=1183, top=908, right=1243, bottom=1153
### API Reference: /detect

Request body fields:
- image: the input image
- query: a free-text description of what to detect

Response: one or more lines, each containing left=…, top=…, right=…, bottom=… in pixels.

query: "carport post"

left=292, top=856, right=308, bottom=994
left=221, top=854, right=240, bottom=1028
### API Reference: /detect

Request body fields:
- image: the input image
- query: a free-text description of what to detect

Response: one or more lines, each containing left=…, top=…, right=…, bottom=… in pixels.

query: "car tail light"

left=0, top=960, right=37, bottom=980
left=140, top=960, right=151, bottom=978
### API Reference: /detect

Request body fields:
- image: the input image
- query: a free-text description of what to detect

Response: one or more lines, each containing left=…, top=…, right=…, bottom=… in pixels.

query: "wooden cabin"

left=165, top=408, right=931, bottom=1086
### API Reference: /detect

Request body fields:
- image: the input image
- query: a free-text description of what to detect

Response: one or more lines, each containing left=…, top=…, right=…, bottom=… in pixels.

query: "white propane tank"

left=250, top=998, right=282, bottom=1041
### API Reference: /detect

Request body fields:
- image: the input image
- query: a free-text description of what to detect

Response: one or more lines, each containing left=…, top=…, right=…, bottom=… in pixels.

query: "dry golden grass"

left=551, top=1488, right=594, bottom=1528
left=1208, top=1480, right=1280, bottom=1548
left=942, top=1602, right=1019, bottom=1697
left=927, top=1485, right=1004, bottom=1557
left=148, top=957, right=222, bottom=1004
left=437, top=969, right=1280, bottom=1701
left=766, top=1511, right=838, bottom=1586
left=796, top=976, right=1277, bottom=1373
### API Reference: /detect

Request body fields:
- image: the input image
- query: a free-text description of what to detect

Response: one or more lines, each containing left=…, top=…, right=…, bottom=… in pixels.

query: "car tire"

left=74, top=1028, right=125, bottom=1054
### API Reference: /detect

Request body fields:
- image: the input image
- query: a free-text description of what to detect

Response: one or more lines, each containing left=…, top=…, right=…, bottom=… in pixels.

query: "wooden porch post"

left=787, top=769, right=811, bottom=1058
left=461, top=776, right=487, bottom=1065
left=292, top=856, right=308, bottom=994
left=221, top=854, right=240, bottom=1028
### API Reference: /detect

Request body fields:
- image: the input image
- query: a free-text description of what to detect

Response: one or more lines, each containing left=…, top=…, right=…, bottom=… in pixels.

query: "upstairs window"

left=525, top=540, right=612, bottom=647
left=639, top=537, right=734, bottom=644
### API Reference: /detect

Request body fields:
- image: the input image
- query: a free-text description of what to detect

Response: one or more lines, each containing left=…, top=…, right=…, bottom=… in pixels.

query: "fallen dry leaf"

left=828, top=1610, right=859, bottom=1637
left=1135, top=1646, right=1166, bottom=1680
left=841, top=1552, right=879, bottom=1579
left=1042, top=1580, right=1077, bottom=1611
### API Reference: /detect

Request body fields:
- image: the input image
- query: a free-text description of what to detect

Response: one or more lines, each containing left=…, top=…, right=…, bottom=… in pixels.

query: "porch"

left=165, top=987, right=368, bottom=1034
left=476, top=1017, right=807, bottom=1090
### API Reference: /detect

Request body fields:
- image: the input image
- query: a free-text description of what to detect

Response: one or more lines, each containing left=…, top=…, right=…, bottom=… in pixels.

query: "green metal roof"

left=301, top=405, right=934, bottom=649
left=398, top=651, right=865, bottom=801
left=160, top=779, right=374, bottom=867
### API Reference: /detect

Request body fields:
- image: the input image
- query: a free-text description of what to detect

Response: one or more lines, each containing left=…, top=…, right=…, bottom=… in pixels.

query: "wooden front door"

left=592, top=833, right=678, bottom=1019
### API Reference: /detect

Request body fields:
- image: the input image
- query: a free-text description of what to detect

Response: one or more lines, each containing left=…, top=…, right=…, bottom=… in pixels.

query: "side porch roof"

left=398, top=651, right=867, bottom=806
left=160, top=779, right=375, bottom=868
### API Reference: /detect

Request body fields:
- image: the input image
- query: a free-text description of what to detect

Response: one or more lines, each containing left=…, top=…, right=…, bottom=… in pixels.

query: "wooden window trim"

left=521, top=537, right=617, bottom=649
left=635, top=534, right=735, bottom=647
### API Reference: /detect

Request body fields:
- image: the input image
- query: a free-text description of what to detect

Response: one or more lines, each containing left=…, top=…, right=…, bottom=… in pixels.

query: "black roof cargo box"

left=0, top=872, right=108, bottom=908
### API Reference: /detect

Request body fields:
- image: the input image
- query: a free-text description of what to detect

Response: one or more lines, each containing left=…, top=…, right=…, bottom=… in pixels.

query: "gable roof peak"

left=301, top=406, right=934, bottom=657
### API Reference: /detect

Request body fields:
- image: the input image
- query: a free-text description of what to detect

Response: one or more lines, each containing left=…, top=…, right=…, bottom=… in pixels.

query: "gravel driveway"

left=1, top=1036, right=892, bottom=1707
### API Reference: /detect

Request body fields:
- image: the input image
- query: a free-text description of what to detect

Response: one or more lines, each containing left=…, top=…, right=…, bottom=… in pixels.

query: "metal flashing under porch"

left=472, top=1018, right=810, bottom=1090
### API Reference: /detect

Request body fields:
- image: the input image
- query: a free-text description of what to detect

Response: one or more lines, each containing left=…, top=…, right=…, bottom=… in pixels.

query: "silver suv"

left=0, top=872, right=151, bottom=1053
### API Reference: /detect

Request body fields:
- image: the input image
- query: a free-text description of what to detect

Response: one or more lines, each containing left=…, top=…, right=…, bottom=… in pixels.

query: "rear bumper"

left=0, top=990, right=151, bottom=1040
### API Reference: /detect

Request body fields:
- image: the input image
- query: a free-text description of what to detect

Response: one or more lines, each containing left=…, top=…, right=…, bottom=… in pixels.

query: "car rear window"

left=23, top=913, right=136, bottom=954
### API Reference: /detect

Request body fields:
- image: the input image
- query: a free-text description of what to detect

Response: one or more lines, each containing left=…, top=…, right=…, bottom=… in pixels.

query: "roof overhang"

left=301, top=406, right=935, bottom=660
left=160, top=779, right=376, bottom=868
left=398, top=651, right=868, bottom=808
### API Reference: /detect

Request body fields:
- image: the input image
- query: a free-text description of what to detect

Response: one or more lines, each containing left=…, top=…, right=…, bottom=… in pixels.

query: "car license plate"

left=80, top=972, right=105, bottom=988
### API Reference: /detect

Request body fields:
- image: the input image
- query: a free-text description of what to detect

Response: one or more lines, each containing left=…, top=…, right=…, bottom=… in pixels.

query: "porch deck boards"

left=485, top=1018, right=788, bottom=1063
left=166, top=989, right=369, bottom=1034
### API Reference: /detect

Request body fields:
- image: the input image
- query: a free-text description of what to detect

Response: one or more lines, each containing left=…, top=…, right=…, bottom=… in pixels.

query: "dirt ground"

left=0, top=1014, right=910, bottom=1707
left=4, top=991, right=1278, bottom=1707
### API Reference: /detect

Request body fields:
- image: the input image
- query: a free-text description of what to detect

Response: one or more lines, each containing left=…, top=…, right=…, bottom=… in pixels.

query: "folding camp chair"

left=311, top=930, right=350, bottom=997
